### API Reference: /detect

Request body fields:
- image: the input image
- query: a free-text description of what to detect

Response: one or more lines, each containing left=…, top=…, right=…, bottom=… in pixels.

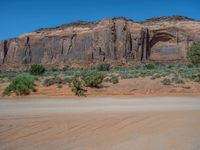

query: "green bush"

left=187, top=42, right=200, bottom=64
left=43, top=77, right=65, bottom=86
left=70, top=71, right=105, bottom=96
left=111, top=76, right=119, bottom=84
left=161, top=78, right=172, bottom=85
left=3, top=74, right=36, bottom=96
left=145, top=64, right=155, bottom=70
left=187, top=64, right=196, bottom=68
left=29, top=64, right=45, bottom=75
left=96, top=63, right=110, bottom=71
left=64, top=76, right=73, bottom=83
left=167, top=64, right=174, bottom=69
left=82, top=71, right=106, bottom=88
left=71, top=75, right=87, bottom=96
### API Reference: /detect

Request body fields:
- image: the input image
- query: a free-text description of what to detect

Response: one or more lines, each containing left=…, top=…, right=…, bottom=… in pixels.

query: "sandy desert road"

left=0, top=97, right=200, bottom=150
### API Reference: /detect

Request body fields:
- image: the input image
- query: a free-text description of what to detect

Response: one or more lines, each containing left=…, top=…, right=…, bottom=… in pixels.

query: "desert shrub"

left=103, top=76, right=112, bottom=82
left=51, top=68, right=59, bottom=72
left=172, top=75, right=185, bottom=84
left=161, top=78, right=172, bottom=85
left=150, top=76, right=156, bottom=80
left=167, top=64, right=174, bottom=69
left=187, top=64, right=196, bottom=68
left=3, top=74, right=36, bottom=96
left=29, top=64, right=45, bottom=75
left=151, top=73, right=162, bottom=80
left=111, top=76, right=119, bottom=84
left=175, top=78, right=185, bottom=84
left=64, top=76, right=73, bottom=83
left=0, top=78, right=5, bottom=84
left=70, top=71, right=105, bottom=96
left=138, top=70, right=152, bottom=77
left=82, top=71, right=106, bottom=88
left=0, top=71, right=18, bottom=80
left=113, top=66, right=127, bottom=71
left=120, top=73, right=133, bottom=79
left=155, top=73, right=162, bottom=78
left=62, top=66, right=70, bottom=71
left=193, top=74, right=200, bottom=82
left=187, top=42, right=200, bottom=64
left=96, top=63, right=110, bottom=71
left=57, top=84, right=63, bottom=88
left=145, top=64, right=155, bottom=70
left=71, top=75, right=87, bottom=96
left=43, top=77, right=65, bottom=86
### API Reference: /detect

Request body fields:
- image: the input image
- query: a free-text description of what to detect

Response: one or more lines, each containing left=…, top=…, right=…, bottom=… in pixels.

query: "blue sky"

left=0, top=0, right=199, bottom=41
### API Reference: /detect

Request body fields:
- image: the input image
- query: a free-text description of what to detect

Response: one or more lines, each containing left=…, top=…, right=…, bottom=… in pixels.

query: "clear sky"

left=0, top=0, right=199, bottom=41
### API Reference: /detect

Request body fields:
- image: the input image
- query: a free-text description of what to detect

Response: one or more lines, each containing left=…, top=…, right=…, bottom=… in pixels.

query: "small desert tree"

left=187, top=42, right=200, bottom=64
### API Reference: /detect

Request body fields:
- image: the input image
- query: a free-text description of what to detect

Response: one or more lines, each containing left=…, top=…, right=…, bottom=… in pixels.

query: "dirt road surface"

left=0, top=97, right=200, bottom=150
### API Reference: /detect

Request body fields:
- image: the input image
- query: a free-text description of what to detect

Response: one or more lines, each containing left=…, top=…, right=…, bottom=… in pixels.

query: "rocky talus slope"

left=0, top=16, right=200, bottom=69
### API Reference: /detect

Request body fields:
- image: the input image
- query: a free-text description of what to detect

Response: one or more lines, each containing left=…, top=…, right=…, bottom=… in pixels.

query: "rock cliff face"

left=1, top=16, right=200, bottom=69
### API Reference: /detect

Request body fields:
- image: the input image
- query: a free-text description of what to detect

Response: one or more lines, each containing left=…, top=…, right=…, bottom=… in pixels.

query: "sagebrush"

left=29, top=64, right=45, bottom=75
left=187, top=42, right=200, bottom=64
left=81, top=71, right=106, bottom=88
left=71, top=75, right=87, bottom=96
left=96, top=63, right=110, bottom=71
left=3, top=74, right=36, bottom=96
